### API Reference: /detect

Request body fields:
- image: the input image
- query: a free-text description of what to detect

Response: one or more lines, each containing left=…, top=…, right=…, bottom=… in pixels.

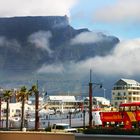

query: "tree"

left=0, top=88, right=4, bottom=128
left=17, top=86, right=28, bottom=131
left=29, top=82, right=39, bottom=131
left=3, top=90, right=12, bottom=130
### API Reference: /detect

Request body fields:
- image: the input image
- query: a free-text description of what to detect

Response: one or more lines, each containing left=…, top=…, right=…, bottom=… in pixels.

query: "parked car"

left=51, top=123, right=78, bottom=133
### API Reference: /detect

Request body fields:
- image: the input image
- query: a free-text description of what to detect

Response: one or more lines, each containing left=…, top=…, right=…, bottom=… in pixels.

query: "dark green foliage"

left=84, top=128, right=140, bottom=135
left=45, top=127, right=51, bottom=132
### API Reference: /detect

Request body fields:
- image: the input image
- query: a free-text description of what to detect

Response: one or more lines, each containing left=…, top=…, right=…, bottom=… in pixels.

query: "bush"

left=84, top=128, right=140, bottom=135
left=45, top=126, right=51, bottom=132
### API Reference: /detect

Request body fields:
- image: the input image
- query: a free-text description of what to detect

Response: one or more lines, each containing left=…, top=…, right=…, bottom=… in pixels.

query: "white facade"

left=45, top=95, right=76, bottom=102
left=28, top=96, right=44, bottom=105
left=85, top=96, right=110, bottom=107
left=44, top=95, right=82, bottom=111
left=111, top=78, right=140, bottom=108
left=94, top=97, right=110, bottom=106
left=1, top=102, right=34, bottom=118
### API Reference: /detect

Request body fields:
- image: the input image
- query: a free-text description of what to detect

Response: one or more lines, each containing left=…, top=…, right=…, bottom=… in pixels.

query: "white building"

left=94, top=97, right=110, bottom=106
left=111, top=78, right=140, bottom=108
left=84, top=97, right=110, bottom=108
left=44, top=95, right=83, bottom=112
left=28, top=96, right=44, bottom=105
left=1, top=102, right=34, bottom=118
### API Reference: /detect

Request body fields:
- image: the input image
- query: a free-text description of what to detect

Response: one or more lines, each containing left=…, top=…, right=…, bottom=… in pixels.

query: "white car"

left=51, top=123, right=78, bottom=133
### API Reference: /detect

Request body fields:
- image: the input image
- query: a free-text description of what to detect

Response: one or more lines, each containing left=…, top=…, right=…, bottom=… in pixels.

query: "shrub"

left=84, top=128, right=140, bottom=135
left=45, top=126, right=51, bottom=132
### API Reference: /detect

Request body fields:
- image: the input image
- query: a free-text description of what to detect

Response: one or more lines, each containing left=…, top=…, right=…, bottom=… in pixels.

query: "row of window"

left=112, top=92, right=140, bottom=96
left=113, top=102, right=140, bottom=111
left=113, top=87, right=140, bottom=90
left=113, top=97, right=140, bottom=101
left=48, top=102, right=79, bottom=105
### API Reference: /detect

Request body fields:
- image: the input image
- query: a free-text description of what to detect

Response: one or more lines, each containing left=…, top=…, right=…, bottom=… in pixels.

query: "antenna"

left=90, top=69, right=92, bottom=83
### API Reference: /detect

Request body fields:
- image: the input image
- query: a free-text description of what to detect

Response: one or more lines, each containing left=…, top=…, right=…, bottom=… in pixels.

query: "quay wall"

left=0, top=131, right=75, bottom=140
left=1, top=131, right=140, bottom=140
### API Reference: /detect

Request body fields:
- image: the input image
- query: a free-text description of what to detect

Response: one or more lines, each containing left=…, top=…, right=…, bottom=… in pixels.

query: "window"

left=137, top=106, right=140, bottom=111
left=131, top=106, right=136, bottom=111
left=118, top=92, right=120, bottom=96
left=112, top=92, right=115, bottom=95
left=115, top=102, right=118, bottom=106
left=16, top=109, right=20, bottom=113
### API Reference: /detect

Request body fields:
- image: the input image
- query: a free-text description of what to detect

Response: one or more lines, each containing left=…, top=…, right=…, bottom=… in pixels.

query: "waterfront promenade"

left=1, top=131, right=140, bottom=140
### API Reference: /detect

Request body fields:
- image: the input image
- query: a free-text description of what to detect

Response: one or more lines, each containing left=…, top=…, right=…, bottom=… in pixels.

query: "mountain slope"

left=0, top=16, right=119, bottom=77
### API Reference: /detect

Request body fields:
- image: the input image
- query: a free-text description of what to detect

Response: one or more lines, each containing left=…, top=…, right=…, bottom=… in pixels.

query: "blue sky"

left=0, top=0, right=139, bottom=40
left=70, top=0, right=140, bottom=40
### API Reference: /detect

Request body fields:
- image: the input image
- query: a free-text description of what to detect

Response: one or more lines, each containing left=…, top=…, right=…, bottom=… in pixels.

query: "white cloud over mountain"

left=28, top=31, right=53, bottom=54
left=71, top=32, right=106, bottom=45
left=0, top=36, right=21, bottom=52
left=0, top=0, right=78, bottom=17
left=37, top=64, right=65, bottom=74
left=38, top=38, right=140, bottom=77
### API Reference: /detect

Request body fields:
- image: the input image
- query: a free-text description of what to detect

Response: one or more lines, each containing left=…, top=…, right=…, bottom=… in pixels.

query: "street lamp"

left=69, top=110, right=72, bottom=127
left=89, top=69, right=102, bottom=128
left=83, top=109, right=86, bottom=129
left=102, top=87, right=106, bottom=98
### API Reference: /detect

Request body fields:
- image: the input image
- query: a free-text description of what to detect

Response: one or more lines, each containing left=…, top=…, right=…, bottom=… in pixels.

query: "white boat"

left=10, top=109, right=102, bottom=129
left=10, top=109, right=87, bottom=128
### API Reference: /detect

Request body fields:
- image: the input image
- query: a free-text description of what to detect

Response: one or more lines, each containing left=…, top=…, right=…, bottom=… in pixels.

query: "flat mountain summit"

left=0, top=16, right=119, bottom=76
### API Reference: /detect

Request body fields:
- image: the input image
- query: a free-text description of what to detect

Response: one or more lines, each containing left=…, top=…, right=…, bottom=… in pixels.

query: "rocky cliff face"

left=0, top=16, right=119, bottom=76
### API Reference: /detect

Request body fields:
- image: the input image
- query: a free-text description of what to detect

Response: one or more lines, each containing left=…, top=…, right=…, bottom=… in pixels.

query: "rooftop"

left=114, top=78, right=140, bottom=87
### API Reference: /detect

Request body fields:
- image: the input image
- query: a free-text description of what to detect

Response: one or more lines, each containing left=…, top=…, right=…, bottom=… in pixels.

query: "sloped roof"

left=115, top=78, right=140, bottom=86
left=121, top=78, right=140, bottom=85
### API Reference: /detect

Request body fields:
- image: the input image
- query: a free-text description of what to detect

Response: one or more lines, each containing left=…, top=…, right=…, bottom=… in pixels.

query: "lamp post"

left=69, top=110, right=72, bottom=127
left=83, top=109, right=86, bottom=129
left=88, top=69, right=102, bottom=128
left=102, top=87, right=106, bottom=98
left=35, top=80, right=39, bottom=131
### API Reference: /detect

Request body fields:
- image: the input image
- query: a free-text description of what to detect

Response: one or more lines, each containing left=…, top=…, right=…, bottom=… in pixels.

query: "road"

left=75, top=133, right=140, bottom=140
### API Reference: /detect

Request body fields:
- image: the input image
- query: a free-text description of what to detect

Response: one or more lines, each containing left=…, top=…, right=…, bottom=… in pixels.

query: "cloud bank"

left=0, top=0, right=78, bottom=17
left=94, top=0, right=140, bottom=23
left=37, top=64, right=64, bottom=74
left=71, top=32, right=106, bottom=45
left=38, top=38, right=140, bottom=77
left=0, top=36, right=21, bottom=52
left=28, top=31, right=53, bottom=54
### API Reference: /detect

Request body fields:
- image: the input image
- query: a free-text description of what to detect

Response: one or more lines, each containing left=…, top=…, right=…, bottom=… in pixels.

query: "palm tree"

left=3, top=90, right=12, bottom=130
left=17, top=86, right=28, bottom=131
left=0, top=88, right=4, bottom=128
left=29, top=82, right=39, bottom=131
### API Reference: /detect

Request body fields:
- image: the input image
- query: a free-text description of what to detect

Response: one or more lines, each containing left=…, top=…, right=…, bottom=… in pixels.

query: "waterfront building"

left=93, top=96, right=110, bottom=107
left=84, top=96, right=110, bottom=108
left=111, top=78, right=140, bottom=108
left=1, top=102, right=34, bottom=118
left=43, top=95, right=83, bottom=112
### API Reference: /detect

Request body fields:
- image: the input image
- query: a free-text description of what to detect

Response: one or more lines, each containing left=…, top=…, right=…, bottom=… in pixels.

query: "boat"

left=10, top=108, right=89, bottom=128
